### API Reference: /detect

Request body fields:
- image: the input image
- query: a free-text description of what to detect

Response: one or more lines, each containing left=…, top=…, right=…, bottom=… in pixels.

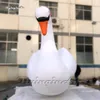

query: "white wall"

left=93, top=37, right=100, bottom=64
left=75, top=0, right=92, bottom=5
left=0, top=66, right=8, bottom=81
left=0, top=14, right=18, bottom=30
left=76, top=21, right=92, bottom=33
left=93, top=7, right=100, bottom=22
left=93, top=0, right=100, bottom=6
left=8, top=66, right=19, bottom=81
left=0, top=66, right=19, bottom=81
left=71, top=20, right=76, bottom=32
left=58, top=3, right=68, bottom=19
left=93, top=22, right=100, bottom=34
left=19, top=0, right=39, bottom=16
left=79, top=68, right=100, bottom=79
left=17, top=34, right=38, bottom=64
left=80, top=68, right=95, bottom=79
left=70, top=36, right=76, bottom=60
left=19, top=17, right=38, bottom=31
left=58, top=0, right=68, bottom=3
left=58, top=36, right=69, bottom=50
left=70, top=5, right=75, bottom=20
left=19, top=68, right=27, bottom=78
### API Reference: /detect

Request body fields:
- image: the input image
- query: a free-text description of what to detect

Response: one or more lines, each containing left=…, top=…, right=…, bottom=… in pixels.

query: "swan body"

left=27, top=6, right=76, bottom=96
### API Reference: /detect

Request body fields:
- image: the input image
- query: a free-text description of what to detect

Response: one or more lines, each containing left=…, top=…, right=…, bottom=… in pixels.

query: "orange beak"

left=39, top=21, right=48, bottom=36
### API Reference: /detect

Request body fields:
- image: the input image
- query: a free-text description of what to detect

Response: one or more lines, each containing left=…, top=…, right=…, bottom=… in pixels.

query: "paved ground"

left=0, top=81, right=99, bottom=100
left=8, top=85, right=100, bottom=100
left=0, top=88, right=15, bottom=100
left=0, top=82, right=31, bottom=100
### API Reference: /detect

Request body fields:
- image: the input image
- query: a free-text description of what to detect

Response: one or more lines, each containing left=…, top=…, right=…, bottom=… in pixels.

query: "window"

left=39, top=1, right=58, bottom=17
left=0, top=32, right=18, bottom=64
left=76, top=5, right=92, bottom=20
left=76, top=36, right=93, bottom=64
left=0, top=0, right=19, bottom=14
left=38, top=34, right=58, bottom=49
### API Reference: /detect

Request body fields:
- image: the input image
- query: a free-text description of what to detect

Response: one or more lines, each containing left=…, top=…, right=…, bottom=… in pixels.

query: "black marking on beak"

left=36, top=16, right=50, bottom=22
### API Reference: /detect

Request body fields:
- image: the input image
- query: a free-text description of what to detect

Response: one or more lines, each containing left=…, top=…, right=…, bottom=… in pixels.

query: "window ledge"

left=76, top=19, right=92, bottom=22
left=0, top=63, right=18, bottom=66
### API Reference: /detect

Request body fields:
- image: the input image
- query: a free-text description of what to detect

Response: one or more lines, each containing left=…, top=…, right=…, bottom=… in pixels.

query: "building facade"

left=0, top=0, right=100, bottom=81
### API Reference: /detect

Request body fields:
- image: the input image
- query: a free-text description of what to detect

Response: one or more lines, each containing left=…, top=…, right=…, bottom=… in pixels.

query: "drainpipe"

left=68, top=0, right=71, bottom=51
left=92, top=21, right=97, bottom=77
left=60, top=23, right=64, bottom=47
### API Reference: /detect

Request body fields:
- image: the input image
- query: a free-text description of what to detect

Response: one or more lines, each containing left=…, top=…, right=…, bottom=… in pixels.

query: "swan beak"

left=39, top=21, right=48, bottom=36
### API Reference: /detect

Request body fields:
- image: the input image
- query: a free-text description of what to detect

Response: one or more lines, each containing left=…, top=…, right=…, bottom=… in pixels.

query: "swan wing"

left=27, top=50, right=40, bottom=80
left=58, top=48, right=76, bottom=77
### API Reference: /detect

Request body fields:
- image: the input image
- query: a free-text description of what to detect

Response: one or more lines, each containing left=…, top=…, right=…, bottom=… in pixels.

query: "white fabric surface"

left=27, top=6, right=76, bottom=95
left=8, top=85, right=100, bottom=100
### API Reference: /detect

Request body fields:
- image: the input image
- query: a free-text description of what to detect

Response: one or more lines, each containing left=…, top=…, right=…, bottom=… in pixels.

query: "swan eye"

left=36, top=16, right=50, bottom=22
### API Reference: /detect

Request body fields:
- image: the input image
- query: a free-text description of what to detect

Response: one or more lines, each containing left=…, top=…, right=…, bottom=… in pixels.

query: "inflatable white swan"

left=27, top=6, right=76, bottom=96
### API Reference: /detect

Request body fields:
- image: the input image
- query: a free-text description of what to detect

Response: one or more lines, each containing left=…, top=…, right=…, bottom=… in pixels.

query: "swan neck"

left=40, top=17, right=57, bottom=51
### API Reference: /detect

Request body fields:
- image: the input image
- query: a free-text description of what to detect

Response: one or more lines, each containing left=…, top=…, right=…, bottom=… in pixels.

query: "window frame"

left=0, top=32, right=18, bottom=65
left=76, top=5, right=92, bottom=20
left=76, top=36, right=93, bottom=64
left=0, top=0, right=19, bottom=15
left=39, top=1, right=58, bottom=17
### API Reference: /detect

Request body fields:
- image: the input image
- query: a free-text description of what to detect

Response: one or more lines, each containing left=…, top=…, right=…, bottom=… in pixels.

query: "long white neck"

left=40, top=17, right=57, bottom=52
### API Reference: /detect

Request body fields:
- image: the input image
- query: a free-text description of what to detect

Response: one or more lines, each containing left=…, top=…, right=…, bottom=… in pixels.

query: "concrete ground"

left=0, top=80, right=100, bottom=100
left=0, top=82, right=31, bottom=100
left=8, top=85, right=100, bottom=100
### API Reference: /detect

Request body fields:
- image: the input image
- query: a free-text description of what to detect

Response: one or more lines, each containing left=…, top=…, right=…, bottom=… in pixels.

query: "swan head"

left=35, top=6, right=50, bottom=36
